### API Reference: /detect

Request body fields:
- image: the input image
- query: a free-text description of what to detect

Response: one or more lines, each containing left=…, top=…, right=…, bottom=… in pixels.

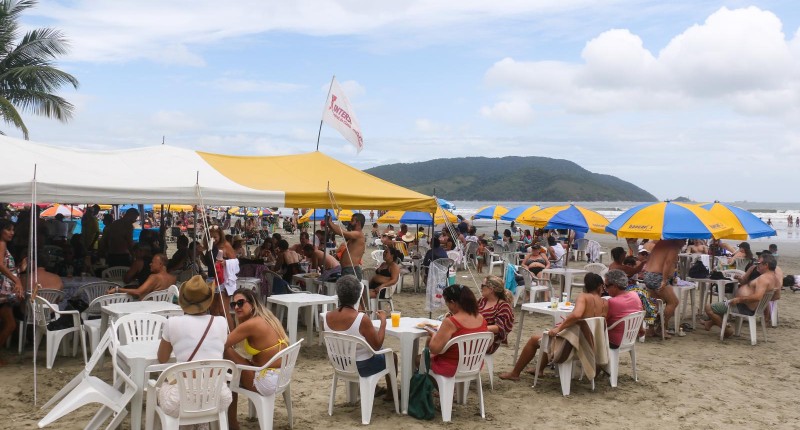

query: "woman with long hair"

left=0, top=219, right=24, bottom=365
left=224, top=288, right=289, bottom=429
left=477, top=276, right=515, bottom=355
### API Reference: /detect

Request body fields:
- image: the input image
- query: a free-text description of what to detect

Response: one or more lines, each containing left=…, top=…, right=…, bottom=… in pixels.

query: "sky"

left=12, top=0, right=800, bottom=202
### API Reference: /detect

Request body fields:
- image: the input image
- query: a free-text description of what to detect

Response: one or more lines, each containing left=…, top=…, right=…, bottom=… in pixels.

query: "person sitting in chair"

left=368, top=248, right=401, bottom=299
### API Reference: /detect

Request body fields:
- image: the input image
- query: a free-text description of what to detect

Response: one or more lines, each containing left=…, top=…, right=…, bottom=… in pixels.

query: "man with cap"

left=156, top=275, right=231, bottom=414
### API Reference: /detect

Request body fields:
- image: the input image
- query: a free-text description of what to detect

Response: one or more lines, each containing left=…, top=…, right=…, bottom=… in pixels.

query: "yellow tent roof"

left=197, top=151, right=437, bottom=211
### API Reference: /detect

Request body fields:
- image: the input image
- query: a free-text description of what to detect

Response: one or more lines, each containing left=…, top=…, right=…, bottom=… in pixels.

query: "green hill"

left=365, top=156, right=657, bottom=201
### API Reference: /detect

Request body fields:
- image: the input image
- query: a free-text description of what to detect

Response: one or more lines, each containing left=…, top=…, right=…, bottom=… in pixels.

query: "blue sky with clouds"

left=13, top=1, right=800, bottom=202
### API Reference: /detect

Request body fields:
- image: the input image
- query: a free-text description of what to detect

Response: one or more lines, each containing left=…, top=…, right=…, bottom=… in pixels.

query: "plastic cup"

left=550, top=297, right=558, bottom=309
left=391, top=311, right=401, bottom=327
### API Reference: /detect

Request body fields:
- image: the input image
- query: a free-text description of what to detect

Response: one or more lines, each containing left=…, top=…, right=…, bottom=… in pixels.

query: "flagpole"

left=316, top=75, right=336, bottom=151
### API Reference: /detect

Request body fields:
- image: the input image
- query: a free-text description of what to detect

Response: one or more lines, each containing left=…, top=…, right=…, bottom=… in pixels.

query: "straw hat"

left=401, top=232, right=416, bottom=243
left=178, top=275, right=214, bottom=315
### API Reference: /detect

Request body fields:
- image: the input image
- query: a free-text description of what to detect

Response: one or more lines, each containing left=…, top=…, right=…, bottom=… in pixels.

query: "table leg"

left=99, top=313, right=109, bottom=341
left=512, top=310, right=527, bottom=363
left=305, top=305, right=314, bottom=344
left=399, top=336, right=414, bottom=414
left=287, top=305, right=299, bottom=344
left=564, top=275, right=573, bottom=300
left=129, top=359, right=146, bottom=430
left=691, top=288, right=696, bottom=329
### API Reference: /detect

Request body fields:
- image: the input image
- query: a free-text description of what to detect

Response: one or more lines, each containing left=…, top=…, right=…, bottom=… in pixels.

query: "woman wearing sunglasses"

left=224, top=288, right=289, bottom=429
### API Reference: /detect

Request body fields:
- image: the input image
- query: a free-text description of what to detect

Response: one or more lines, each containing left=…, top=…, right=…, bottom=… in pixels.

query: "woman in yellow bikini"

left=224, top=288, right=288, bottom=429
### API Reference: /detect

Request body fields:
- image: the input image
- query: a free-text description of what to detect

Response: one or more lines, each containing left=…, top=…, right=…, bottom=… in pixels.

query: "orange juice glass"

left=391, top=311, right=401, bottom=327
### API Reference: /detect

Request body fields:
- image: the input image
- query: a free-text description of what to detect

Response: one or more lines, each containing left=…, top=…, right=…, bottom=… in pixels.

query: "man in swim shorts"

left=641, top=239, right=683, bottom=336
left=328, top=212, right=365, bottom=281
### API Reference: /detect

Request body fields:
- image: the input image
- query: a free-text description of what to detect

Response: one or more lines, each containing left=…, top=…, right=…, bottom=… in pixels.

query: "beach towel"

left=548, top=319, right=601, bottom=379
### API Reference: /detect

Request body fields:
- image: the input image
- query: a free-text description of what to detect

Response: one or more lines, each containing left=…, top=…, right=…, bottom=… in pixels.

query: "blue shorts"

left=356, top=355, right=386, bottom=377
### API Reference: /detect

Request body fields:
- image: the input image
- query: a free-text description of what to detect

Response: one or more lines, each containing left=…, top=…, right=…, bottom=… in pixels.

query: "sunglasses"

left=229, top=299, right=247, bottom=309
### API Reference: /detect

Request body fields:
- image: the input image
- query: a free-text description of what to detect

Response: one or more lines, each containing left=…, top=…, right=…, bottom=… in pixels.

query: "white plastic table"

left=268, top=294, right=338, bottom=344
left=116, top=340, right=174, bottom=430
left=511, top=302, right=574, bottom=363
left=687, top=277, right=735, bottom=310
left=99, top=301, right=183, bottom=342
left=372, top=317, right=439, bottom=414
left=541, top=268, right=588, bottom=300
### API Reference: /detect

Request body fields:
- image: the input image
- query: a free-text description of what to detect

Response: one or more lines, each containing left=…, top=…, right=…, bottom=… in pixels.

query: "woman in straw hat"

left=223, top=288, right=289, bottom=429
left=156, top=275, right=232, bottom=423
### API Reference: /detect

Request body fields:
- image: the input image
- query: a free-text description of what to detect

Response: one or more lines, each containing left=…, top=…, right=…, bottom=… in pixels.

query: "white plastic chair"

left=572, top=238, right=589, bottom=262
left=83, top=293, right=131, bottom=353
left=428, top=332, right=493, bottom=422
left=720, top=290, right=774, bottom=345
left=769, top=300, right=779, bottom=328
left=101, top=266, right=128, bottom=282
left=604, top=311, right=645, bottom=387
left=486, top=249, right=504, bottom=276
left=322, top=332, right=399, bottom=425
left=463, top=241, right=479, bottom=270
left=17, top=289, right=64, bottom=354
left=534, top=317, right=606, bottom=396
left=142, top=284, right=179, bottom=302
left=145, top=359, right=236, bottom=430
left=78, top=282, right=122, bottom=318
left=517, top=265, right=551, bottom=306
left=236, top=278, right=260, bottom=293
left=230, top=339, right=304, bottom=430
left=112, top=313, right=167, bottom=345
left=370, top=250, right=384, bottom=266
left=569, top=263, right=608, bottom=291
left=427, top=258, right=453, bottom=292
left=33, top=296, right=87, bottom=369
left=38, top=328, right=137, bottom=429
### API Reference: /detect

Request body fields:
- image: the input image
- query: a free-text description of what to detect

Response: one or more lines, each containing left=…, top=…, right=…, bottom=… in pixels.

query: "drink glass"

left=550, top=296, right=558, bottom=309
left=391, top=311, right=401, bottom=327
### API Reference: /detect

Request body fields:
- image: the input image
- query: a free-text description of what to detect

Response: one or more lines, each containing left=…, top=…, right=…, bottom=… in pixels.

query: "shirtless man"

left=687, top=239, right=708, bottom=254
left=22, top=252, right=63, bottom=291
left=327, top=212, right=365, bottom=280
left=102, top=208, right=138, bottom=267
left=301, top=244, right=339, bottom=272
left=109, top=253, right=176, bottom=299
left=641, top=239, right=682, bottom=336
left=290, top=231, right=311, bottom=254
left=703, top=253, right=779, bottom=337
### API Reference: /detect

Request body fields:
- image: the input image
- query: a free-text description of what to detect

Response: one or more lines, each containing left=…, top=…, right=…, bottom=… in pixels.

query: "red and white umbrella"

left=40, top=204, right=83, bottom=218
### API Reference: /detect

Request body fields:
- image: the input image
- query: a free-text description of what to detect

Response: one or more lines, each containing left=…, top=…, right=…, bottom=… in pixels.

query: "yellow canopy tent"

left=197, top=151, right=437, bottom=212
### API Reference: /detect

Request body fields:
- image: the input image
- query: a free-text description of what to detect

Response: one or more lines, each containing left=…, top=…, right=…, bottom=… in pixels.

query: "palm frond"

left=0, top=94, right=29, bottom=138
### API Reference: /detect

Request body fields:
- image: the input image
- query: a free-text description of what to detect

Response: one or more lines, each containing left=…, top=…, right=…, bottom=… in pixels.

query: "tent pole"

left=30, top=165, right=38, bottom=405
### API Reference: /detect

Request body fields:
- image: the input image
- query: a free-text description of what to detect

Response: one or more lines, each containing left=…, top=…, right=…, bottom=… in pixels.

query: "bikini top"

left=243, top=337, right=288, bottom=356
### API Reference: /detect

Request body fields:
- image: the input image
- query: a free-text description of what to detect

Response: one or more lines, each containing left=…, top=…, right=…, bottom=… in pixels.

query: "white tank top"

left=323, top=311, right=371, bottom=361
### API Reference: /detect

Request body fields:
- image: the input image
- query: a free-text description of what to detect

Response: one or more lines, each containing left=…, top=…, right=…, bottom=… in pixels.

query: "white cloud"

left=479, top=100, right=535, bottom=125
left=414, top=118, right=452, bottom=134
left=150, top=110, right=203, bottom=132
left=483, top=7, right=800, bottom=119
left=321, top=79, right=366, bottom=99
left=31, top=0, right=605, bottom=65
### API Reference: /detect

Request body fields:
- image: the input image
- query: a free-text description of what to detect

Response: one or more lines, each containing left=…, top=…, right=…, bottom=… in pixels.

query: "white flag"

left=322, top=77, right=364, bottom=153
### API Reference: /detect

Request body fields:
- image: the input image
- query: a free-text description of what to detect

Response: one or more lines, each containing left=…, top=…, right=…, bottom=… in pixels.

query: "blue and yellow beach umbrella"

left=606, top=201, right=733, bottom=240
left=500, top=205, right=541, bottom=222
left=518, top=204, right=609, bottom=233
left=697, top=202, right=775, bottom=240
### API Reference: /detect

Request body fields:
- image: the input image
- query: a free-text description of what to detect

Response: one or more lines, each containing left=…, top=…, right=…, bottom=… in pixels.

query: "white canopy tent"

left=0, top=136, right=284, bottom=205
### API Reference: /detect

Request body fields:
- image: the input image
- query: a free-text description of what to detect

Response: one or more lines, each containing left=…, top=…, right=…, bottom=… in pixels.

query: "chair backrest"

left=143, top=285, right=179, bottom=302
left=323, top=332, right=377, bottom=377
left=175, top=268, right=195, bottom=283
left=550, top=252, right=567, bottom=268
left=746, top=289, right=775, bottom=316
left=606, top=310, right=645, bottom=350
left=583, top=263, right=609, bottom=277
left=446, top=250, right=462, bottom=265
left=84, top=293, right=131, bottom=319
left=464, top=241, right=478, bottom=258
left=78, top=281, right=120, bottom=305
left=33, top=296, right=56, bottom=329
left=37, top=288, right=65, bottom=304
left=723, top=269, right=745, bottom=279
left=733, top=258, right=751, bottom=271
left=236, top=279, right=259, bottom=293
left=393, top=241, right=409, bottom=257
left=440, top=332, right=494, bottom=376
left=154, top=360, right=237, bottom=420
left=370, top=250, right=384, bottom=266
left=575, top=238, right=590, bottom=252
left=262, top=339, right=304, bottom=393
left=361, top=267, right=376, bottom=284
left=113, top=313, right=167, bottom=345
left=102, top=266, right=129, bottom=281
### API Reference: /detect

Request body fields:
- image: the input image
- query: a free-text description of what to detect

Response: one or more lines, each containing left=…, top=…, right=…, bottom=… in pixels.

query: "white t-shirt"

left=550, top=243, right=566, bottom=267
left=162, top=315, right=228, bottom=362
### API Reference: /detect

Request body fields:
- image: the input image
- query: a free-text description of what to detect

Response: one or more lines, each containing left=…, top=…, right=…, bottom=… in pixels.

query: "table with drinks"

left=371, top=313, right=440, bottom=414
left=511, top=300, right=575, bottom=363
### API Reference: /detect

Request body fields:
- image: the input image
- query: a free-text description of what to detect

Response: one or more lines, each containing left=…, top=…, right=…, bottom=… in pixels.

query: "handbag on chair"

left=407, top=347, right=435, bottom=420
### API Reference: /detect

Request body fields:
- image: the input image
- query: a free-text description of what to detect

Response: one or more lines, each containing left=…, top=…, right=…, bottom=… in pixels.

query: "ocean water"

left=451, top=201, right=800, bottom=243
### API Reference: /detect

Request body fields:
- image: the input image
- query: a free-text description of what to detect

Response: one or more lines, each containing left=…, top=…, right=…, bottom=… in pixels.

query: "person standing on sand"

left=327, top=212, right=366, bottom=280
left=641, top=239, right=682, bottom=337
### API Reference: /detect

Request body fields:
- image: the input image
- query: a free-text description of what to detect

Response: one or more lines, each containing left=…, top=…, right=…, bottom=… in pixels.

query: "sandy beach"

left=2, top=231, right=798, bottom=429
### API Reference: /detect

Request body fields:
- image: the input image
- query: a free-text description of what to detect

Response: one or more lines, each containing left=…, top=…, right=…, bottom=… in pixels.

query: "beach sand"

left=3, top=231, right=799, bottom=429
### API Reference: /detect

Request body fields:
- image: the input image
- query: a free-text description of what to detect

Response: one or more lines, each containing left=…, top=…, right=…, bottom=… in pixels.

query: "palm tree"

left=0, top=0, right=78, bottom=139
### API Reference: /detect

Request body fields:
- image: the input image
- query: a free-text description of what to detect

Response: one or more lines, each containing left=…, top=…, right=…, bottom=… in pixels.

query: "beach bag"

left=408, top=348, right=435, bottom=420
left=504, top=264, right=517, bottom=294
left=688, top=260, right=709, bottom=279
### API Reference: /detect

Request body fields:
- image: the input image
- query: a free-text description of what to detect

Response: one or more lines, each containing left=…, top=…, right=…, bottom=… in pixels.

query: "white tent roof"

left=0, top=136, right=285, bottom=205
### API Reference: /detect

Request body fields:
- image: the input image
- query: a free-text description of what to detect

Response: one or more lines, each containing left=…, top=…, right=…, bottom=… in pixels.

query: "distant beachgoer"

left=767, top=218, right=773, bottom=226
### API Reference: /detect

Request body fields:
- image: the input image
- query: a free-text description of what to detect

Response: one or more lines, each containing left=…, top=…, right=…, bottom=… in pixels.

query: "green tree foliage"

left=365, top=156, right=658, bottom=201
left=0, top=0, right=79, bottom=139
